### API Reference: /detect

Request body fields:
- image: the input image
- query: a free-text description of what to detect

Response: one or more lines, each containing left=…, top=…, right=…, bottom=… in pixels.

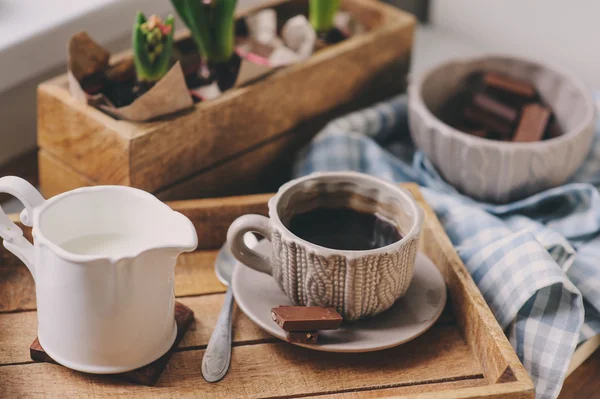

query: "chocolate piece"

left=271, top=306, right=342, bottom=331
left=545, top=119, right=563, bottom=140
left=285, top=331, right=319, bottom=344
left=514, top=104, right=550, bottom=142
left=485, top=88, right=534, bottom=109
left=464, top=107, right=512, bottom=137
left=472, top=93, right=518, bottom=123
left=464, top=71, right=486, bottom=92
left=484, top=72, right=536, bottom=100
left=464, top=128, right=488, bottom=139
left=440, top=90, right=473, bottom=129
left=440, top=71, right=557, bottom=142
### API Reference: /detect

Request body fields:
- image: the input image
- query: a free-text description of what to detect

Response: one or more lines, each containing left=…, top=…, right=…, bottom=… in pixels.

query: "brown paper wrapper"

left=103, top=63, right=193, bottom=121
left=234, top=58, right=274, bottom=87
left=68, top=32, right=110, bottom=82
left=68, top=62, right=193, bottom=122
left=67, top=32, right=193, bottom=122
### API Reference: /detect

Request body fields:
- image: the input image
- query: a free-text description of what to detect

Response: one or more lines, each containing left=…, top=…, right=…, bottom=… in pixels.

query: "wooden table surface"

left=558, top=349, right=600, bottom=399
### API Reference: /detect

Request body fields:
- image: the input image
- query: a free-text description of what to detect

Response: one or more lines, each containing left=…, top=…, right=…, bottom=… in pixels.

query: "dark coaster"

left=30, top=302, right=194, bottom=386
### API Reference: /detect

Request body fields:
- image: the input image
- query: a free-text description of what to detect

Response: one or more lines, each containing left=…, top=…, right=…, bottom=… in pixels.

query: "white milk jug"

left=0, top=177, right=198, bottom=373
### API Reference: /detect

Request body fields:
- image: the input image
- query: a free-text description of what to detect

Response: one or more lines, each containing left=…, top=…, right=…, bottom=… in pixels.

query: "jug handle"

left=0, top=177, right=46, bottom=278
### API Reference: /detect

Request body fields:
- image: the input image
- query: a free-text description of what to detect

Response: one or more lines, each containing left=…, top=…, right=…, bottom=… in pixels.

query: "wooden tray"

left=0, top=184, right=534, bottom=398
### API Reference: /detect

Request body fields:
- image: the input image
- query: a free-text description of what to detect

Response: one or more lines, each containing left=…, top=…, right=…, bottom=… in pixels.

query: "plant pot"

left=37, top=0, right=415, bottom=200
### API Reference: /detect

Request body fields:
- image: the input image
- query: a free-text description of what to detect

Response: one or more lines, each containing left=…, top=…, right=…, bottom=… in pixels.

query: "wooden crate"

left=37, top=0, right=415, bottom=201
left=0, top=184, right=534, bottom=398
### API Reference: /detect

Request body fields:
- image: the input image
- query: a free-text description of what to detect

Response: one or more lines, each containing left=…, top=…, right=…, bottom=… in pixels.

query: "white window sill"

left=0, top=0, right=174, bottom=94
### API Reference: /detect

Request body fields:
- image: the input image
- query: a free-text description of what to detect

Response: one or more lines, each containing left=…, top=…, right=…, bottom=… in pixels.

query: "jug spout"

left=164, top=211, right=198, bottom=254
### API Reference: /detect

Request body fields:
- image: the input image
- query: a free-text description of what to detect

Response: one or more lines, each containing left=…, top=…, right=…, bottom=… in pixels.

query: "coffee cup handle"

left=227, top=214, right=272, bottom=275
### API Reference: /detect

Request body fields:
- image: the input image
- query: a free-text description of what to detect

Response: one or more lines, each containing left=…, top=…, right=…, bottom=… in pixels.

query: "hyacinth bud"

left=133, top=13, right=175, bottom=82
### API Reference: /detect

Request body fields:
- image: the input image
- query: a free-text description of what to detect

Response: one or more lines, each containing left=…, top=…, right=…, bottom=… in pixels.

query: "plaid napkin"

left=294, top=94, right=600, bottom=399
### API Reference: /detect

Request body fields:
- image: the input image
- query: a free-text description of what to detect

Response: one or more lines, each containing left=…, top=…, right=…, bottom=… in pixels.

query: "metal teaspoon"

left=201, top=233, right=258, bottom=382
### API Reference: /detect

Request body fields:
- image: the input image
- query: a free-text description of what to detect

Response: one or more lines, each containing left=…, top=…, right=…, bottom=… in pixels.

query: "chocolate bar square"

left=271, top=306, right=343, bottom=331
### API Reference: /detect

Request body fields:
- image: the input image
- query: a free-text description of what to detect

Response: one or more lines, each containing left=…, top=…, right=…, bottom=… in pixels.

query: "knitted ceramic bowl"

left=408, top=55, right=596, bottom=203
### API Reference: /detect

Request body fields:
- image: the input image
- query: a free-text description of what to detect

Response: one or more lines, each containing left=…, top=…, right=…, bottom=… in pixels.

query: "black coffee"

left=288, top=207, right=402, bottom=251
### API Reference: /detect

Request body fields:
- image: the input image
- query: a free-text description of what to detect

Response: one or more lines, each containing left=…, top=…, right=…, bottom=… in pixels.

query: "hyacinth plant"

left=171, top=0, right=237, bottom=64
left=171, top=0, right=239, bottom=90
left=133, top=13, right=175, bottom=83
left=310, top=0, right=341, bottom=34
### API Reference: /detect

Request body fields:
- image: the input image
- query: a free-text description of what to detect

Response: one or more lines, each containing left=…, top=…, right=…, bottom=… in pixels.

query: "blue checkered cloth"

left=294, top=94, right=600, bottom=399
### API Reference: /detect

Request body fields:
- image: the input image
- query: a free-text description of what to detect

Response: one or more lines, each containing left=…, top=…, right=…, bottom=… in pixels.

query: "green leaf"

left=136, top=11, right=147, bottom=25
left=211, top=0, right=237, bottom=63
left=310, top=0, right=341, bottom=33
left=171, top=0, right=237, bottom=63
left=172, top=0, right=215, bottom=59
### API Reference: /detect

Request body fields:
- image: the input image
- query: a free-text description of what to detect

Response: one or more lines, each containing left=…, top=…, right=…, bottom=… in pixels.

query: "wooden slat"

left=174, top=251, right=225, bottom=296
left=0, top=325, right=483, bottom=398
left=170, top=194, right=271, bottom=250
left=0, top=293, right=271, bottom=365
left=153, top=127, right=311, bottom=201
left=0, top=309, right=36, bottom=365
left=313, top=379, right=488, bottom=399
left=0, top=266, right=36, bottom=312
left=387, top=386, right=534, bottom=399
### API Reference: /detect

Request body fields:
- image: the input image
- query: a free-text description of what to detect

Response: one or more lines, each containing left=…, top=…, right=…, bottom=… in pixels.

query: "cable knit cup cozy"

left=227, top=172, right=424, bottom=321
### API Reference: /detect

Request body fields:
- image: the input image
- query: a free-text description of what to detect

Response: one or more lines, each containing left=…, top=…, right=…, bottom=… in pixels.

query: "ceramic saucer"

left=232, top=240, right=447, bottom=353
